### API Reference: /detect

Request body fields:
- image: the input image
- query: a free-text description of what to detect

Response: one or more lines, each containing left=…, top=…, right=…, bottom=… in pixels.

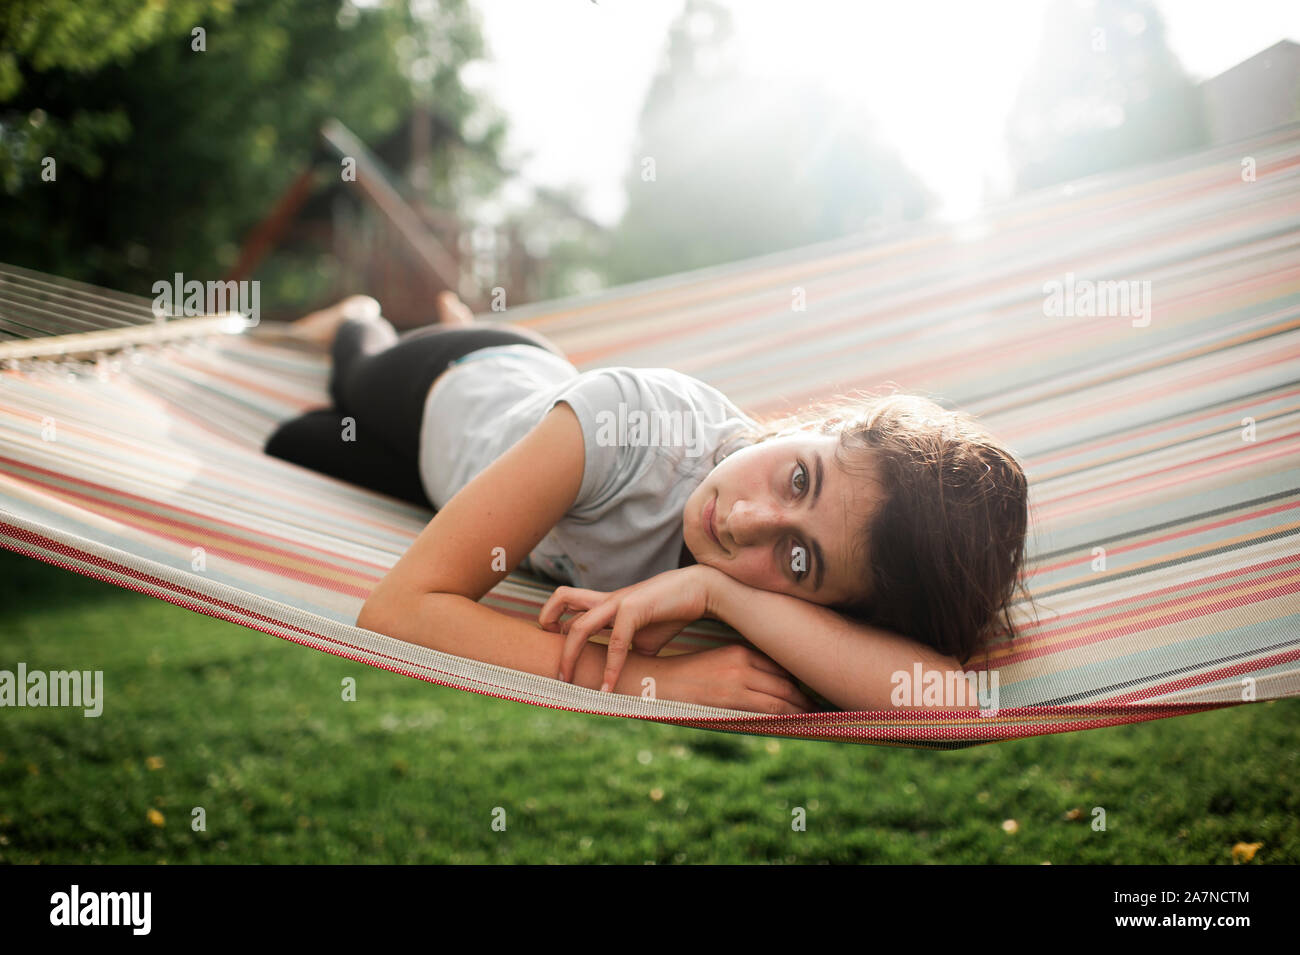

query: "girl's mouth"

left=704, top=495, right=721, bottom=549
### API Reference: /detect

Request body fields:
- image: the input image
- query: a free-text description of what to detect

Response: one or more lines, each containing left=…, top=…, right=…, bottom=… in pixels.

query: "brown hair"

left=713, top=388, right=1037, bottom=665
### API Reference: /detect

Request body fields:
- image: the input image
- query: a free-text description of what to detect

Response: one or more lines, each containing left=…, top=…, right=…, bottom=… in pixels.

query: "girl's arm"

left=358, top=402, right=644, bottom=690
left=545, top=564, right=968, bottom=713
left=356, top=403, right=810, bottom=712
left=702, top=566, right=965, bottom=712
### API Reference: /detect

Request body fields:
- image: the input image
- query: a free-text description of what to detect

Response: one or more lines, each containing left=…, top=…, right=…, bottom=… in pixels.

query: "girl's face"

left=683, top=433, right=880, bottom=607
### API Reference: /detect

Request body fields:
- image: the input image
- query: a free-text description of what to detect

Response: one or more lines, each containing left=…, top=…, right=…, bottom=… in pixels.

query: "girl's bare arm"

left=357, top=402, right=662, bottom=691
left=702, top=566, right=966, bottom=712
left=541, top=563, right=966, bottom=712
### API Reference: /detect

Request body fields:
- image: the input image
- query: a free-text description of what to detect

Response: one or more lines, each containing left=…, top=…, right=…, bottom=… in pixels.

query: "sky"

left=461, top=0, right=1299, bottom=226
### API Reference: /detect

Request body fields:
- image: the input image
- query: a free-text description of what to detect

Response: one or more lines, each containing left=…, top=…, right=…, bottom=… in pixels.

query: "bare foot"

left=284, top=295, right=381, bottom=346
left=435, top=290, right=475, bottom=327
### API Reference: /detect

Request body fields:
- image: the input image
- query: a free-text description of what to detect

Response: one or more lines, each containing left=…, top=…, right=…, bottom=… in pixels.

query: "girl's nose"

left=728, top=499, right=784, bottom=544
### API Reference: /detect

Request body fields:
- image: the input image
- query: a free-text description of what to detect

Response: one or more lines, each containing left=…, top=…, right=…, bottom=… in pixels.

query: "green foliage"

left=600, top=0, right=933, bottom=287
left=1006, top=0, right=1210, bottom=192
left=0, top=0, right=494, bottom=300
left=0, top=0, right=227, bottom=99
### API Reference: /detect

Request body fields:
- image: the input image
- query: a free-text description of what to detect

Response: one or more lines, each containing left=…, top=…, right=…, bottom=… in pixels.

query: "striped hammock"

left=2, top=122, right=1298, bottom=750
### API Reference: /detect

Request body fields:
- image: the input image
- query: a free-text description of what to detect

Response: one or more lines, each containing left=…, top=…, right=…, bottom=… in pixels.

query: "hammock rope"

left=2, top=122, right=1298, bottom=748
left=0, top=262, right=255, bottom=362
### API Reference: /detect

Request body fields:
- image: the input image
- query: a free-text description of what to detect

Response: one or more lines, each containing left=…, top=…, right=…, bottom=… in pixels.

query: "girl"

left=263, top=293, right=1032, bottom=715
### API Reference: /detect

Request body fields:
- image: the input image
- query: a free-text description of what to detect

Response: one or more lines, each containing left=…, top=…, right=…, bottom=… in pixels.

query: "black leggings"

left=263, top=315, right=566, bottom=508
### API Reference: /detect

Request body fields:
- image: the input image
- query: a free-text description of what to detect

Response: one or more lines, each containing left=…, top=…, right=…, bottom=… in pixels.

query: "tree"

left=601, top=0, right=932, bottom=286
left=1006, top=0, right=1209, bottom=192
left=0, top=0, right=498, bottom=304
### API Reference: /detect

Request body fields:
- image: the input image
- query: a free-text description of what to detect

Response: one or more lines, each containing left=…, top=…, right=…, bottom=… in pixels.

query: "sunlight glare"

left=724, top=0, right=1049, bottom=219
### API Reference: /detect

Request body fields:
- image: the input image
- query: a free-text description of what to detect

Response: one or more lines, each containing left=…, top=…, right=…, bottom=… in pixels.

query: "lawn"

left=1, top=546, right=1295, bottom=864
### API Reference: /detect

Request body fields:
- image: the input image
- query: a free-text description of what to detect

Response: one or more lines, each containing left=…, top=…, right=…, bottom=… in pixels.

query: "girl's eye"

left=790, top=542, right=808, bottom=581
left=791, top=461, right=808, bottom=496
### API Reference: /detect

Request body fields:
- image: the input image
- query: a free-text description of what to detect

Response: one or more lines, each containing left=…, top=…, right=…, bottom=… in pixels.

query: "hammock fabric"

left=2, top=123, right=1298, bottom=750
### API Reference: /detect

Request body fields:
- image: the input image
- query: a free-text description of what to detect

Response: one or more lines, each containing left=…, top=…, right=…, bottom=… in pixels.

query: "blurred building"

left=1201, top=40, right=1300, bottom=145
left=228, top=111, right=606, bottom=328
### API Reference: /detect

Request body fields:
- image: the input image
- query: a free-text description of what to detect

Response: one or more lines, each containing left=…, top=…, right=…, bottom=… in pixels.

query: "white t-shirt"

left=417, top=344, right=759, bottom=591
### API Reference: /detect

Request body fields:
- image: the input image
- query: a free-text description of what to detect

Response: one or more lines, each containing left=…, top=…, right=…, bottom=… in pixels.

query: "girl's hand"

left=657, top=645, right=815, bottom=714
left=540, top=565, right=723, bottom=689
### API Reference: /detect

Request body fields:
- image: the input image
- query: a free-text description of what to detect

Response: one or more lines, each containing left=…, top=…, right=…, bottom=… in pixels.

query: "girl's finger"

left=757, top=695, right=813, bottom=715
left=558, top=627, right=587, bottom=684
left=537, top=587, right=569, bottom=625
left=745, top=669, right=817, bottom=711
left=539, top=591, right=581, bottom=631
left=736, top=649, right=798, bottom=681
left=601, top=602, right=649, bottom=693
left=541, top=600, right=576, bottom=633
left=558, top=599, right=617, bottom=683
left=538, top=587, right=603, bottom=630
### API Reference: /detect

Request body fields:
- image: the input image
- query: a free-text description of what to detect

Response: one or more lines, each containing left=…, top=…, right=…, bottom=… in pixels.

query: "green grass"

left=1, top=546, right=1296, bottom=864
